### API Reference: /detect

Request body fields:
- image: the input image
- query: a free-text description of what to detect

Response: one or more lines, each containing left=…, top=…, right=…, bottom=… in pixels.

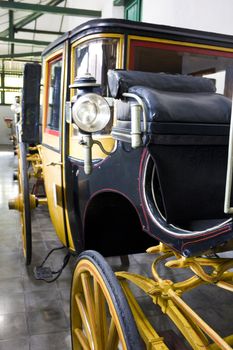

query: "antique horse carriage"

left=9, top=18, right=233, bottom=349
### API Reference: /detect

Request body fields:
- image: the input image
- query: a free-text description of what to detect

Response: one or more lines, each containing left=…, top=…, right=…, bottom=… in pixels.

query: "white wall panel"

left=142, top=0, right=233, bottom=35
left=0, top=107, right=14, bottom=145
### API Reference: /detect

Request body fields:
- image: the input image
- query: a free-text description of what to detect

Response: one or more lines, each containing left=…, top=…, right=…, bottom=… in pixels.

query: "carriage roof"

left=42, top=18, right=233, bottom=57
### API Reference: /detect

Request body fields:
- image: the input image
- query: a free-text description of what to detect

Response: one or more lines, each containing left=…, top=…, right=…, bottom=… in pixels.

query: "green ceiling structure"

left=0, top=0, right=102, bottom=60
left=0, top=1, right=101, bottom=17
left=15, top=28, right=64, bottom=36
left=0, top=36, right=50, bottom=46
left=0, top=51, right=42, bottom=59
left=0, top=0, right=64, bottom=38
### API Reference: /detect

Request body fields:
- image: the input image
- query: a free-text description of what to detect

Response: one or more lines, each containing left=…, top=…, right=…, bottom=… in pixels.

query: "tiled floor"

left=0, top=145, right=233, bottom=349
left=0, top=147, right=71, bottom=350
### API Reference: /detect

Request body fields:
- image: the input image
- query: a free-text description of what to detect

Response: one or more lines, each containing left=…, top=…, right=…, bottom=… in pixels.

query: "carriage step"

left=34, top=266, right=53, bottom=280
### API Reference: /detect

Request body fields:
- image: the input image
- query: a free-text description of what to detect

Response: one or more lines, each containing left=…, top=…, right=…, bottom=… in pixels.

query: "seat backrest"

left=107, top=69, right=215, bottom=98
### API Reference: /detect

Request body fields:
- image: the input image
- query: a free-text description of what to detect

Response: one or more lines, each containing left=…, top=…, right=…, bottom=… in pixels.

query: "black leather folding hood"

left=108, top=69, right=231, bottom=125
left=107, top=69, right=216, bottom=98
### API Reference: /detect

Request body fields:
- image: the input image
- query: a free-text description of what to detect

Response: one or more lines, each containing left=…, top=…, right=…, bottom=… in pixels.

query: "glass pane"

left=46, top=57, right=62, bottom=132
left=75, top=38, right=118, bottom=95
left=131, top=42, right=233, bottom=98
left=5, top=75, right=23, bottom=88
left=5, top=90, right=21, bottom=104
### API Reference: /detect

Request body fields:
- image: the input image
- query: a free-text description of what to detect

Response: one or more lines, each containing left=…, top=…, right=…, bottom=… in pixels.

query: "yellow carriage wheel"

left=71, top=250, right=143, bottom=350
left=18, top=142, right=32, bottom=265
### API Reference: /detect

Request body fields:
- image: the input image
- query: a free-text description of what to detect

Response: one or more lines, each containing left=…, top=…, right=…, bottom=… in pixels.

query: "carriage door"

left=41, top=49, right=68, bottom=247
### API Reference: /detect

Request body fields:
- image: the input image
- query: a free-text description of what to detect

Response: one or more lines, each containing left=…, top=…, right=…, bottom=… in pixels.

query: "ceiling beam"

left=9, top=3, right=14, bottom=40
left=0, top=1, right=102, bottom=17
left=9, top=0, right=14, bottom=57
left=0, top=0, right=64, bottom=37
left=14, top=0, right=64, bottom=30
left=15, top=28, right=64, bottom=36
left=0, top=51, right=42, bottom=59
left=0, top=37, right=50, bottom=46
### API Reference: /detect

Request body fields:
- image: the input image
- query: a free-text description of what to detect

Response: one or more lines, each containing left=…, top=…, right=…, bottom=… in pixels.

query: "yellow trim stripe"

left=61, top=41, right=75, bottom=251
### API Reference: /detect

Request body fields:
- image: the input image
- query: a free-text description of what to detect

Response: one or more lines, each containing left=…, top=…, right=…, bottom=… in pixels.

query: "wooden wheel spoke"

left=106, top=318, right=119, bottom=350
left=71, top=253, right=141, bottom=350
left=75, top=293, right=93, bottom=348
left=94, top=278, right=108, bottom=348
left=80, top=272, right=100, bottom=349
left=74, top=328, right=91, bottom=350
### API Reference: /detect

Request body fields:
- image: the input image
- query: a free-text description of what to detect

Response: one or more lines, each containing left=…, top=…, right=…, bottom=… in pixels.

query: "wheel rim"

left=18, top=142, right=32, bottom=265
left=71, top=259, right=128, bottom=350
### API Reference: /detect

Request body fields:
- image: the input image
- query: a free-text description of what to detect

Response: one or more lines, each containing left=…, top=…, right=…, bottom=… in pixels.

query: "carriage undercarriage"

left=69, top=243, right=233, bottom=350
left=119, top=244, right=233, bottom=350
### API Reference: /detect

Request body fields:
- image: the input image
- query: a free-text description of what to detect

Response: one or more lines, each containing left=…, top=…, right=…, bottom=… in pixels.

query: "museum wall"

left=142, top=0, right=233, bottom=35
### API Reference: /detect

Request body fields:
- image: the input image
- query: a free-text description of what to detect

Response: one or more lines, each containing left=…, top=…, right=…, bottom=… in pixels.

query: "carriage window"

left=74, top=38, right=118, bottom=95
left=129, top=40, right=233, bottom=98
left=46, top=56, right=62, bottom=132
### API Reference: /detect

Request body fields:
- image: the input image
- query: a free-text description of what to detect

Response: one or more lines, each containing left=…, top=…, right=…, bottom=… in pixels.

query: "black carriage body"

left=38, top=19, right=233, bottom=257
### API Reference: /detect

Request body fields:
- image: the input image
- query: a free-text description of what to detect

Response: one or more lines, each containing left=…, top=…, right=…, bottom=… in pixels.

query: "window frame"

left=68, top=34, right=123, bottom=159
left=44, top=52, right=63, bottom=137
left=70, top=33, right=124, bottom=100
left=124, top=0, right=141, bottom=21
left=127, top=36, right=233, bottom=69
left=0, top=71, right=23, bottom=106
left=42, top=46, right=66, bottom=152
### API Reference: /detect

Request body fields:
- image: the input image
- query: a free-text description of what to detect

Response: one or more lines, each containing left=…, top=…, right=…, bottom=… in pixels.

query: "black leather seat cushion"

left=128, top=85, right=231, bottom=124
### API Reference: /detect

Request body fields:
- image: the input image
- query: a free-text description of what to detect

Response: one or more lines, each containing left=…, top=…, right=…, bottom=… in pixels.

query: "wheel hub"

left=8, top=194, right=37, bottom=211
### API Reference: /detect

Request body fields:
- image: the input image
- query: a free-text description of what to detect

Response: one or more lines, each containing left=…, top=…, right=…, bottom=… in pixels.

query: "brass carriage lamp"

left=69, top=73, right=111, bottom=174
left=69, top=73, right=101, bottom=95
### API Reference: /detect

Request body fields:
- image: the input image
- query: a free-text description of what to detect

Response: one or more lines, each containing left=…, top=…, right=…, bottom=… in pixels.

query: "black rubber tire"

left=70, top=250, right=144, bottom=350
left=18, top=142, right=32, bottom=265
